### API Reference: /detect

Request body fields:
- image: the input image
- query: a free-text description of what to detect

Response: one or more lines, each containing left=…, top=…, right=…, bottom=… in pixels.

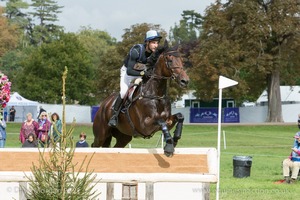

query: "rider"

left=108, top=30, right=163, bottom=127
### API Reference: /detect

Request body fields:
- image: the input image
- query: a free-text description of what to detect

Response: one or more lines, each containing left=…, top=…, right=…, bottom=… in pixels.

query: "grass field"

left=3, top=122, right=299, bottom=199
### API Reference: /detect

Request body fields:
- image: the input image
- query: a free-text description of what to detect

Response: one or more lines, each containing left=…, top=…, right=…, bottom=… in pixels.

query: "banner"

left=91, top=106, right=100, bottom=122
left=223, top=107, right=240, bottom=123
left=190, top=108, right=218, bottom=123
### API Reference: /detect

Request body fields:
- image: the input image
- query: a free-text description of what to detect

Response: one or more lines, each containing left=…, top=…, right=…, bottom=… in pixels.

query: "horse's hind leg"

left=172, top=113, right=184, bottom=147
left=112, top=129, right=132, bottom=147
left=92, top=120, right=112, bottom=147
left=102, top=135, right=112, bottom=147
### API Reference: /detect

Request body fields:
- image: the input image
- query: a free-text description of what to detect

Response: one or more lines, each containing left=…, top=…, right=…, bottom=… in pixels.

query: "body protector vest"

left=124, top=44, right=147, bottom=67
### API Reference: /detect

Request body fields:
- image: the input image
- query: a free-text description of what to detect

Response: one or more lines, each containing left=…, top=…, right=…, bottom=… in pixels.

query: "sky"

left=0, top=0, right=217, bottom=41
left=55, top=0, right=216, bottom=41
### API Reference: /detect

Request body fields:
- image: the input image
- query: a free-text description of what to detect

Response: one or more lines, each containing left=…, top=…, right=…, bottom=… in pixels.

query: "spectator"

left=282, top=132, right=300, bottom=183
left=76, top=132, right=89, bottom=147
left=22, top=133, right=38, bottom=148
left=37, top=111, right=51, bottom=147
left=9, top=106, right=16, bottom=121
left=50, top=112, right=62, bottom=144
left=4, top=110, right=7, bottom=122
left=0, top=117, right=6, bottom=148
left=37, top=106, right=46, bottom=119
left=298, top=114, right=300, bottom=129
left=19, top=113, right=39, bottom=144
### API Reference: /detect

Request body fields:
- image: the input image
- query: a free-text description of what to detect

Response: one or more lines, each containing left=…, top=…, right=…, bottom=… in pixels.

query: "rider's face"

left=147, top=41, right=159, bottom=52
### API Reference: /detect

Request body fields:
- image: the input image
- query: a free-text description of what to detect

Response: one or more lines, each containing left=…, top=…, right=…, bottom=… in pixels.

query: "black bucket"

left=233, top=156, right=252, bottom=178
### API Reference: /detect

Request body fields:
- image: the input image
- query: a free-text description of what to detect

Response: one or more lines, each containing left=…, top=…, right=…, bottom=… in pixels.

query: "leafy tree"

left=96, top=46, right=122, bottom=100
left=76, top=26, right=117, bottom=70
left=169, top=10, right=204, bottom=70
left=15, top=33, right=96, bottom=105
left=4, top=0, right=31, bottom=48
left=189, top=0, right=300, bottom=122
left=28, top=0, right=63, bottom=45
left=0, top=7, right=19, bottom=57
left=76, top=27, right=119, bottom=102
left=4, top=0, right=29, bottom=28
left=0, top=1, right=31, bottom=84
left=169, top=10, right=202, bottom=44
left=0, top=49, right=28, bottom=86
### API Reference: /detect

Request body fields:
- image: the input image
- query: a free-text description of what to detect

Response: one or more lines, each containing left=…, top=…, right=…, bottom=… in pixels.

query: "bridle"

left=163, top=51, right=185, bottom=80
left=147, top=50, right=185, bottom=80
left=138, top=50, right=186, bottom=100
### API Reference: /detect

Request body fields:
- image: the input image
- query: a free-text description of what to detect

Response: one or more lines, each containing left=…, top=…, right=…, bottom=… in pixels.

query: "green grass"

left=4, top=123, right=299, bottom=199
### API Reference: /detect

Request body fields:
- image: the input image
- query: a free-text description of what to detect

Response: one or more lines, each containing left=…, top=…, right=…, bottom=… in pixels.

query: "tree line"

left=1, top=0, right=300, bottom=122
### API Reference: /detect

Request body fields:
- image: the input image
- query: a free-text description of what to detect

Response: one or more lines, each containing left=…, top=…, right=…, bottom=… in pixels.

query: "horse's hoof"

left=164, top=151, right=174, bottom=157
left=164, top=143, right=174, bottom=157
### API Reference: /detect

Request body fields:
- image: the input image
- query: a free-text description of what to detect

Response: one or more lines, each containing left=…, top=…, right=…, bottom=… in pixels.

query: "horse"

left=92, top=42, right=189, bottom=157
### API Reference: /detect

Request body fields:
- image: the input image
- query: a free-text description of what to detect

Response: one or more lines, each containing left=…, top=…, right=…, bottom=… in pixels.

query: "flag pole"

left=216, top=76, right=238, bottom=200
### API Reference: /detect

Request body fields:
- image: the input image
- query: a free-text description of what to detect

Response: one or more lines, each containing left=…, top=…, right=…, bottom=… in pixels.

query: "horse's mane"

left=165, top=45, right=181, bottom=57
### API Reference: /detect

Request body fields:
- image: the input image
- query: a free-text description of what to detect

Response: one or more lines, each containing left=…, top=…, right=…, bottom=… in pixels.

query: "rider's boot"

left=108, top=95, right=123, bottom=127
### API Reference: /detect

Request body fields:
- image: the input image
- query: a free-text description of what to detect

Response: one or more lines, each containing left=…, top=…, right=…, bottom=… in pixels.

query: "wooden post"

left=202, top=183, right=210, bottom=200
left=19, top=182, right=27, bottom=200
left=145, top=182, right=154, bottom=200
left=106, top=182, right=114, bottom=200
left=122, top=182, right=137, bottom=200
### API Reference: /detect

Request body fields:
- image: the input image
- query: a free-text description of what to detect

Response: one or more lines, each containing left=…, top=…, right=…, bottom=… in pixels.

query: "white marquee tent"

left=6, top=92, right=38, bottom=122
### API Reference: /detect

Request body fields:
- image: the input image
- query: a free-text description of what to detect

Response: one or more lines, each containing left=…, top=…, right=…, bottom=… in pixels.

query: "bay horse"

left=92, top=42, right=189, bottom=157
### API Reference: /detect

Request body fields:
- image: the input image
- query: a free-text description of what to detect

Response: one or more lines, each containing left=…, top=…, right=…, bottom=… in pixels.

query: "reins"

left=146, top=51, right=184, bottom=80
left=137, top=49, right=185, bottom=100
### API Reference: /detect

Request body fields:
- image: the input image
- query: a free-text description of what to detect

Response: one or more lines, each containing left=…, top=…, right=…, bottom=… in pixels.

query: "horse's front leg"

left=172, top=113, right=184, bottom=147
left=158, top=120, right=174, bottom=157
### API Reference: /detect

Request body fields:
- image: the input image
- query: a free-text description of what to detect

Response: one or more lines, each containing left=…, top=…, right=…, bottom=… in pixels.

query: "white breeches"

left=120, top=65, right=142, bottom=99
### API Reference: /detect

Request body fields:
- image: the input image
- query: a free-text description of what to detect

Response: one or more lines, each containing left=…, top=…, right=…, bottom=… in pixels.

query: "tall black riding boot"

left=108, top=95, right=123, bottom=127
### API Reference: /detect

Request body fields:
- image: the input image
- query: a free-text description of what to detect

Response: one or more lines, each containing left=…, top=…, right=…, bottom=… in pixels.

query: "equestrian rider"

left=108, top=30, right=162, bottom=127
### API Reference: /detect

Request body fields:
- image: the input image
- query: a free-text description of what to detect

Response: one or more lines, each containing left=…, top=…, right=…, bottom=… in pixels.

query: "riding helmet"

left=145, top=30, right=162, bottom=42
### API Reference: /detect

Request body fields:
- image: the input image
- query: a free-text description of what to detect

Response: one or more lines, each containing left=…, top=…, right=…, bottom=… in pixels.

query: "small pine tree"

left=24, top=67, right=99, bottom=200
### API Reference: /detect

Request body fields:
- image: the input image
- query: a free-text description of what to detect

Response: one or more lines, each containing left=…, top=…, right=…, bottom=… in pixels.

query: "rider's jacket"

left=123, top=44, right=151, bottom=76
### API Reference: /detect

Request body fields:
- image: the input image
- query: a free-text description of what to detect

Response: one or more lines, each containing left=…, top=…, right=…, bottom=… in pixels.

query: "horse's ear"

left=176, top=44, right=181, bottom=52
left=156, top=40, right=168, bottom=55
left=163, top=40, right=169, bottom=50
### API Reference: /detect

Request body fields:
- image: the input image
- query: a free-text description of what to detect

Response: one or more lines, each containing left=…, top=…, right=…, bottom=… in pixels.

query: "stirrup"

left=108, top=116, right=117, bottom=127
